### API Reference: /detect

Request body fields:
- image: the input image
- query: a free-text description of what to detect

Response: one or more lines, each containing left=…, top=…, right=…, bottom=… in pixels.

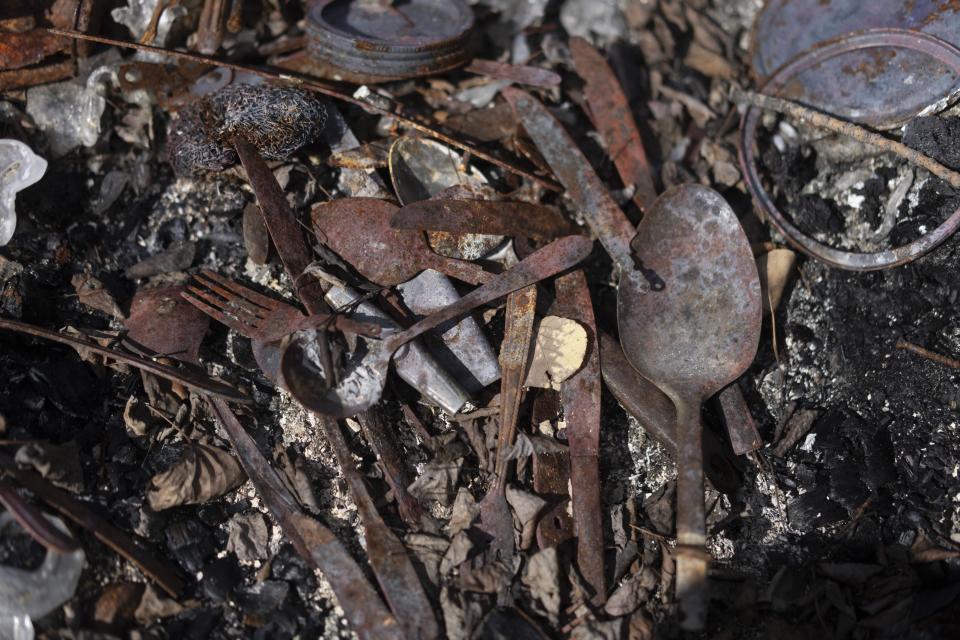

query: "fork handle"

left=386, top=235, right=592, bottom=351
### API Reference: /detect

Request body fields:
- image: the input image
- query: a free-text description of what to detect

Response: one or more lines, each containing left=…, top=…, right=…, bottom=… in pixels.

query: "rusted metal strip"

left=502, top=87, right=637, bottom=272
left=531, top=445, right=573, bottom=550
left=356, top=409, right=426, bottom=528
left=553, top=270, right=606, bottom=604
left=232, top=137, right=337, bottom=388
left=479, top=285, right=538, bottom=557
left=0, top=317, right=248, bottom=403
left=569, top=37, right=658, bottom=212
left=322, top=417, right=441, bottom=640
left=465, top=59, right=562, bottom=87
left=391, top=199, right=579, bottom=241
left=0, top=479, right=79, bottom=553
left=717, top=384, right=762, bottom=455
left=209, top=400, right=405, bottom=640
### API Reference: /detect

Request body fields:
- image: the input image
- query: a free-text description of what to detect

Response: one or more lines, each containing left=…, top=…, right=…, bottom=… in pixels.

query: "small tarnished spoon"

left=623, top=184, right=761, bottom=631
left=312, top=197, right=493, bottom=286
left=280, top=235, right=592, bottom=418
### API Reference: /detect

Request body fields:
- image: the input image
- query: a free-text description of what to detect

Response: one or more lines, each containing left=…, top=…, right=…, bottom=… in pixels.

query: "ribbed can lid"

left=305, top=0, right=475, bottom=82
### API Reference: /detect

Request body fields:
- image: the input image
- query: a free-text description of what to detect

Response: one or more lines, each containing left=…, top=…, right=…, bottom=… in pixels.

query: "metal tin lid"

left=751, top=0, right=960, bottom=129
left=304, top=0, right=475, bottom=82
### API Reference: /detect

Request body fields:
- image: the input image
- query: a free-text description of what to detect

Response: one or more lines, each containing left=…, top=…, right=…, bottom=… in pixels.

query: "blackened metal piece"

left=739, top=29, right=960, bottom=270
left=311, top=197, right=493, bottom=286
left=280, top=235, right=593, bottom=418
left=751, top=0, right=960, bottom=129
left=0, top=480, right=78, bottom=553
left=717, top=385, right=762, bottom=455
left=569, top=37, right=658, bottom=212
left=553, top=270, right=605, bottom=603
left=625, top=185, right=761, bottom=631
left=304, top=0, right=475, bottom=83
left=391, top=199, right=578, bottom=241
left=0, top=317, right=248, bottom=403
left=1, top=455, right=185, bottom=598
left=208, top=400, right=405, bottom=640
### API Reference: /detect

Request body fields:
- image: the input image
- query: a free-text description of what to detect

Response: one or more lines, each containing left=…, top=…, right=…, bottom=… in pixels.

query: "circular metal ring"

left=739, top=28, right=960, bottom=270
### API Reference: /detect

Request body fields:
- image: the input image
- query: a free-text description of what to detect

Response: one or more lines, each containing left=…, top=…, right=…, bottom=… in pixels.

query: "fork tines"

left=182, top=270, right=282, bottom=339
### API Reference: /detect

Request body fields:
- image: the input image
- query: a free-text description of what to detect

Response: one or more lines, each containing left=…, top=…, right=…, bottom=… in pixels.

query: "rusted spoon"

left=312, top=197, right=493, bottom=286
left=281, top=235, right=593, bottom=418
left=624, top=184, right=761, bottom=630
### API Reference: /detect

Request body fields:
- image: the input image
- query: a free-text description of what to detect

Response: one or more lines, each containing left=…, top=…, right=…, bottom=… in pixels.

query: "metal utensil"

left=624, top=185, right=761, bottom=630
left=281, top=235, right=593, bottom=418
left=312, top=197, right=493, bottom=286
left=182, top=269, right=381, bottom=343
left=598, top=332, right=742, bottom=495
left=476, top=285, right=538, bottom=559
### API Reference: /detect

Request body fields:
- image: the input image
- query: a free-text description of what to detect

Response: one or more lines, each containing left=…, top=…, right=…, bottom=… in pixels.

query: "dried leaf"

left=522, top=547, right=562, bottom=624
left=93, top=582, right=144, bottom=628
left=450, top=487, right=478, bottom=535
left=408, top=459, right=462, bottom=507
left=524, top=316, right=588, bottom=390
left=757, top=249, right=797, bottom=314
left=134, top=584, right=186, bottom=623
left=404, top=532, right=449, bottom=586
left=146, top=443, right=246, bottom=511
left=604, top=569, right=651, bottom=617
left=441, top=530, right=474, bottom=576
left=505, top=485, right=547, bottom=550
left=15, top=442, right=84, bottom=492
left=71, top=273, right=124, bottom=319
left=225, top=512, right=270, bottom=563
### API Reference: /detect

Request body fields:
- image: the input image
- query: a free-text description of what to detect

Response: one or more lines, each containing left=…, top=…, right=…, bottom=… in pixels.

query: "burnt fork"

left=182, top=269, right=380, bottom=343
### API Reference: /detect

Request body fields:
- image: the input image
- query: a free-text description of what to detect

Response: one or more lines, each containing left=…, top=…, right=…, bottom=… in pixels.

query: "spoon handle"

left=429, top=254, right=494, bottom=285
left=386, top=235, right=592, bottom=351
left=673, top=398, right=708, bottom=632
